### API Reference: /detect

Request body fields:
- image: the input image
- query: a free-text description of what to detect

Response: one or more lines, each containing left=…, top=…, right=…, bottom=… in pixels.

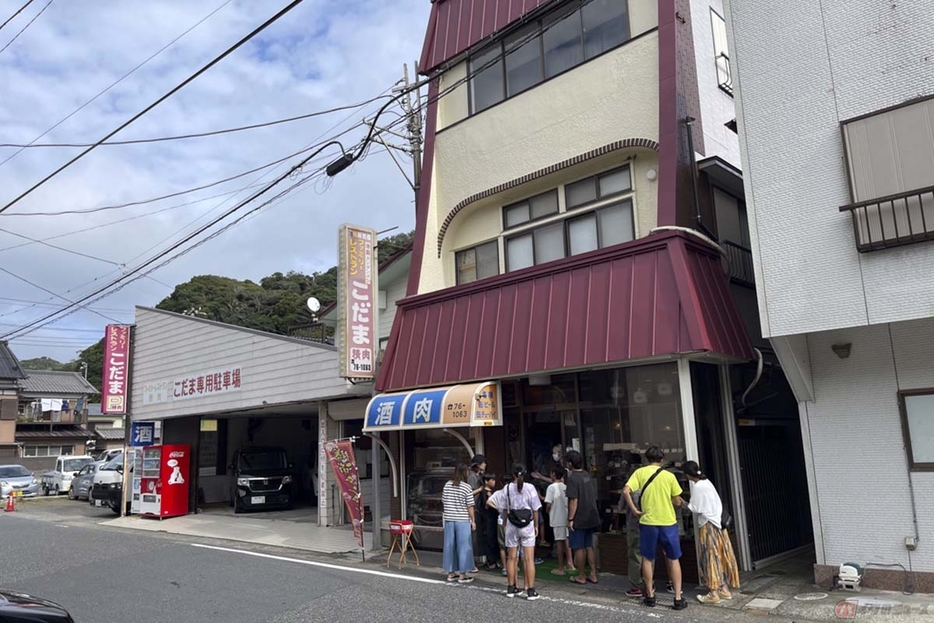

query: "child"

left=544, top=467, right=575, bottom=575
left=478, top=473, right=503, bottom=572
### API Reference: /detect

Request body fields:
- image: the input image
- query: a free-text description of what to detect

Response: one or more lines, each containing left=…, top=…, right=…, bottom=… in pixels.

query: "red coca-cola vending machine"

left=139, top=444, right=190, bottom=519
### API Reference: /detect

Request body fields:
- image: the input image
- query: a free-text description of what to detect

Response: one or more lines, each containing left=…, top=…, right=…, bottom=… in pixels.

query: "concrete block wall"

left=725, top=0, right=934, bottom=338
left=803, top=317, right=934, bottom=571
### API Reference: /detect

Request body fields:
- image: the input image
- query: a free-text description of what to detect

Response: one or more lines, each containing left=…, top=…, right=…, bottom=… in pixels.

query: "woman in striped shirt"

left=442, top=463, right=476, bottom=583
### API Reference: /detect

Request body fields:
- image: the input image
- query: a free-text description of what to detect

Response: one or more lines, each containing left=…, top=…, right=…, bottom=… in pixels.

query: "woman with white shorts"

left=487, top=462, right=542, bottom=600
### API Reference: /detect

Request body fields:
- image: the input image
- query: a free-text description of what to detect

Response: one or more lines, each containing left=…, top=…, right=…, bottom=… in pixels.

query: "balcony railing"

left=17, top=411, right=80, bottom=424
left=840, top=185, right=934, bottom=252
left=723, top=240, right=755, bottom=286
left=716, top=53, right=733, bottom=96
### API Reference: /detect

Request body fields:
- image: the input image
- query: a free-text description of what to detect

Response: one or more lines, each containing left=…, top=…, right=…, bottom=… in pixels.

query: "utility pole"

left=392, top=62, right=423, bottom=194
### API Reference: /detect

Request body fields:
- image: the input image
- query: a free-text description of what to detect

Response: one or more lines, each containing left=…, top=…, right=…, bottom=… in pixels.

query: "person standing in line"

left=544, top=467, right=575, bottom=575
left=487, top=462, right=542, bottom=600
left=623, top=446, right=688, bottom=610
left=620, top=463, right=645, bottom=597
left=442, top=463, right=476, bottom=584
left=565, top=449, right=600, bottom=585
left=466, top=455, right=487, bottom=572
left=478, top=473, right=504, bottom=572
left=683, top=461, right=740, bottom=603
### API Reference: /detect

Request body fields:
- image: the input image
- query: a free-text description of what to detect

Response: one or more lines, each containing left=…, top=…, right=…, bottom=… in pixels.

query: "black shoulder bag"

left=506, top=485, right=533, bottom=528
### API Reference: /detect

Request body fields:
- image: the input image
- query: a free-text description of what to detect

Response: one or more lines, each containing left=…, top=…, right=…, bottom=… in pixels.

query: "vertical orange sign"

left=338, top=224, right=377, bottom=379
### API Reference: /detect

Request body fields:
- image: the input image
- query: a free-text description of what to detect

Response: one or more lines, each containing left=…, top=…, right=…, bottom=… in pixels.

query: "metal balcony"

left=722, top=240, right=755, bottom=287
left=839, top=185, right=934, bottom=252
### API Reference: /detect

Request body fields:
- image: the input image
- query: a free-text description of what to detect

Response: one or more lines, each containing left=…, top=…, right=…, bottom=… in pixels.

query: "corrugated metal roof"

left=17, top=370, right=98, bottom=395
left=377, top=231, right=754, bottom=392
left=15, top=426, right=95, bottom=439
left=0, top=341, right=27, bottom=380
left=419, top=0, right=554, bottom=73
left=95, top=428, right=125, bottom=440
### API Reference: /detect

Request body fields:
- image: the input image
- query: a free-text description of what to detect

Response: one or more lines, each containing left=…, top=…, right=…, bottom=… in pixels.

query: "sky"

left=0, top=0, right=426, bottom=363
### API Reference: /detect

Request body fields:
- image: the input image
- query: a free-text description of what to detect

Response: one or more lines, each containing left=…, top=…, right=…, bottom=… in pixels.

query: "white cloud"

left=0, top=0, right=427, bottom=361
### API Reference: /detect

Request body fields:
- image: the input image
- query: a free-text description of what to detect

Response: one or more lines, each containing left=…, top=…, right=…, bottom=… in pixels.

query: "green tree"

left=76, top=339, right=104, bottom=393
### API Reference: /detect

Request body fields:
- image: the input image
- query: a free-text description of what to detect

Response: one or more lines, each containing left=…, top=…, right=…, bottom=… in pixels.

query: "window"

left=711, top=10, right=732, bottom=95
left=503, top=191, right=559, bottom=229
left=582, top=0, right=630, bottom=60
left=900, top=391, right=934, bottom=470
left=456, top=241, right=500, bottom=284
left=567, top=201, right=635, bottom=254
left=566, top=166, right=632, bottom=209
left=841, top=96, right=934, bottom=251
left=467, top=0, right=635, bottom=115
left=543, top=8, right=583, bottom=78
left=470, top=44, right=505, bottom=113
left=505, top=24, right=543, bottom=97
left=23, top=445, right=74, bottom=457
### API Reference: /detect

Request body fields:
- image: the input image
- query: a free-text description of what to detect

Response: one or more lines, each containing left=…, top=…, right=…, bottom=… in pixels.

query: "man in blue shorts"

left=565, top=449, right=599, bottom=585
left=623, top=446, right=687, bottom=610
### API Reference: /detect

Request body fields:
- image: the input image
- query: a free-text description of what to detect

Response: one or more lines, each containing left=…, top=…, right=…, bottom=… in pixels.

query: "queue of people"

left=439, top=445, right=740, bottom=609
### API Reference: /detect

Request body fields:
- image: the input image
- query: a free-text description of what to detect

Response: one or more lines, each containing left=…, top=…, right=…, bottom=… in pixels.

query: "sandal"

left=551, top=569, right=566, bottom=575
left=569, top=576, right=588, bottom=585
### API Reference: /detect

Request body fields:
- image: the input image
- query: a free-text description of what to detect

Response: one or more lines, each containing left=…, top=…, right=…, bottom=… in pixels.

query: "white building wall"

left=725, top=0, right=934, bottom=338
left=131, top=307, right=365, bottom=421
left=690, top=0, right=741, bottom=168
left=803, top=317, right=934, bottom=570
left=379, top=275, right=407, bottom=341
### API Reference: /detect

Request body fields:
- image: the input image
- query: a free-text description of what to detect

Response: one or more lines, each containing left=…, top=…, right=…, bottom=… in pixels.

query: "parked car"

left=0, top=465, right=40, bottom=499
left=90, top=453, right=129, bottom=515
left=229, top=446, right=294, bottom=514
left=96, top=448, right=122, bottom=462
left=0, top=589, right=74, bottom=622
left=67, top=461, right=104, bottom=500
left=40, top=455, right=95, bottom=496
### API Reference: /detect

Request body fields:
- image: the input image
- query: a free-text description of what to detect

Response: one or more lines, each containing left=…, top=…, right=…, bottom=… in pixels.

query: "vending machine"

left=130, top=449, right=142, bottom=515
left=139, top=444, right=190, bottom=519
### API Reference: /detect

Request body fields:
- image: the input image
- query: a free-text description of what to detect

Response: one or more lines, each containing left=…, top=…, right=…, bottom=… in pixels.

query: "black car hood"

left=237, top=468, right=291, bottom=478
left=0, top=589, right=73, bottom=622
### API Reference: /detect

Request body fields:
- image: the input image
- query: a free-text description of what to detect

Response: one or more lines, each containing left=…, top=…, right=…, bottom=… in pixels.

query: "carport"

left=128, top=307, right=372, bottom=543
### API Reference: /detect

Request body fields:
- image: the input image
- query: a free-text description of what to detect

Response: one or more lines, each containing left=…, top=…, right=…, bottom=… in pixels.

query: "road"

left=1, top=499, right=792, bottom=623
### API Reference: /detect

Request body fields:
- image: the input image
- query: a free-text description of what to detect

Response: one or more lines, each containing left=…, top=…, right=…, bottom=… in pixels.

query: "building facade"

left=726, top=0, right=934, bottom=587
left=370, top=0, right=810, bottom=574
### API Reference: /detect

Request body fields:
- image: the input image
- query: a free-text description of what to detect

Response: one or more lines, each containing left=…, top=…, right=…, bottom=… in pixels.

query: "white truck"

left=40, top=455, right=95, bottom=496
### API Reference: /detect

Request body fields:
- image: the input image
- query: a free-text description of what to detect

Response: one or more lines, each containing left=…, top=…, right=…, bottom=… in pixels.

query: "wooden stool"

left=386, top=520, right=419, bottom=568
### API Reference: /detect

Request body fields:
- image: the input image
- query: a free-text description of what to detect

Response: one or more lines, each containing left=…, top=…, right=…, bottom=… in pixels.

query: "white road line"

left=190, top=543, right=660, bottom=616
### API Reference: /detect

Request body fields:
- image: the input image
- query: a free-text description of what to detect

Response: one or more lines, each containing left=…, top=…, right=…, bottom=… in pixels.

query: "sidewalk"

left=102, top=512, right=372, bottom=554
left=372, top=547, right=934, bottom=621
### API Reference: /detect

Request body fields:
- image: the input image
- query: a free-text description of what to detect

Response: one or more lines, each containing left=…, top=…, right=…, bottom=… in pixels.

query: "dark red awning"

left=419, top=0, right=553, bottom=74
left=377, top=230, right=753, bottom=392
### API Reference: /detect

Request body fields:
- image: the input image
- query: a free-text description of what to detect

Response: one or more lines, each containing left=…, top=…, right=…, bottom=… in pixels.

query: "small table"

left=387, top=520, right=420, bottom=568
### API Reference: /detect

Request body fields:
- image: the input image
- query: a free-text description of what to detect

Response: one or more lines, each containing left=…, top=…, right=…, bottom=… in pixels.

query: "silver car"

left=0, top=465, right=40, bottom=499
left=68, top=461, right=104, bottom=500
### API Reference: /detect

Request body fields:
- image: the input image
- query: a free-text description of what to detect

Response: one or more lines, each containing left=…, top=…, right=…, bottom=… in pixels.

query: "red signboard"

left=338, top=224, right=377, bottom=379
left=102, top=325, right=131, bottom=414
left=324, top=439, right=365, bottom=548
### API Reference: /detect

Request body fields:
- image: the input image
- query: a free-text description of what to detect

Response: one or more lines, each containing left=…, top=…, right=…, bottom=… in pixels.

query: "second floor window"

left=469, top=0, right=632, bottom=115
left=711, top=10, right=732, bottom=96
left=456, top=241, right=499, bottom=285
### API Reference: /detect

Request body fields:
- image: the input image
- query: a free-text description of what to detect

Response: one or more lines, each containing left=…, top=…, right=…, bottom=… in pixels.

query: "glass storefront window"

left=406, top=428, right=476, bottom=539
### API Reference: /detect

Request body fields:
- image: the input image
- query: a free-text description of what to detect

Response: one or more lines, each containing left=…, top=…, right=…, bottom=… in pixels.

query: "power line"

left=0, top=0, right=51, bottom=55
left=0, top=97, right=384, bottom=149
left=1, top=138, right=355, bottom=217
left=0, top=295, right=131, bottom=313
left=0, top=0, right=234, bottom=168
left=0, top=139, right=348, bottom=340
left=0, top=226, right=119, bottom=265
left=0, top=0, right=36, bottom=32
left=0, top=266, right=121, bottom=323
left=0, top=0, right=309, bottom=216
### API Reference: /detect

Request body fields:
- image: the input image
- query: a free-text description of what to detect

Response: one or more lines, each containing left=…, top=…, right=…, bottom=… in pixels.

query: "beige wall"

left=419, top=32, right=660, bottom=294
left=0, top=420, right=14, bottom=444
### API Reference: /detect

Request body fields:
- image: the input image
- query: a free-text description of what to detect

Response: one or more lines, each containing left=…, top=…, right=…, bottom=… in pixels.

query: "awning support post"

left=366, top=434, right=398, bottom=498
left=442, top=428, right=474, bottom=457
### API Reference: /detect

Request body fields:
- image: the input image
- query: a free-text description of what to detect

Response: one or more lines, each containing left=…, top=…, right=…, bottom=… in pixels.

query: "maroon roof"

left=377, top=230, right=753, bottom=392
left=419, top=0, right=553, bottom=74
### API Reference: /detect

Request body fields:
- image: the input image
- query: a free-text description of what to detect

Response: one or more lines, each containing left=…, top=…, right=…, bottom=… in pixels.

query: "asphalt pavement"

left=0, top=498, right=801, bottom=623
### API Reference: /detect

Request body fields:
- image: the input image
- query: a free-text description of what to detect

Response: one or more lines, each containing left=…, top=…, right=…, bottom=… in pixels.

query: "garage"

left=128, top=307, right=375, bottom=536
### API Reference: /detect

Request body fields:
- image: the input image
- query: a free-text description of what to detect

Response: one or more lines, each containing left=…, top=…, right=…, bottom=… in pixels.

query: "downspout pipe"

left=684, top=117, right=718, bottom=241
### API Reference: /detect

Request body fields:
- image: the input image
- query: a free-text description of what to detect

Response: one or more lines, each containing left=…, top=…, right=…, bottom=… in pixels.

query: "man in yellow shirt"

left=623, top=446, right=687, bottom=610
